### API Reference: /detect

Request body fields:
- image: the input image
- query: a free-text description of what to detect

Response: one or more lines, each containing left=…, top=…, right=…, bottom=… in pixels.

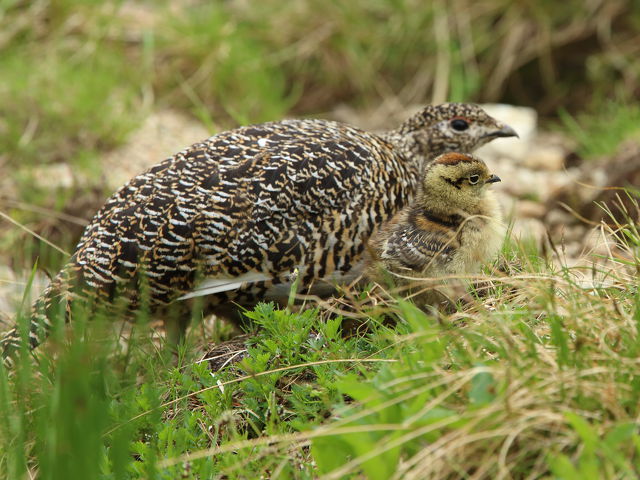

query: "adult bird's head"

left=420, top=152, right=502, bottom=213
left=389, top=103, right=518, bottom=162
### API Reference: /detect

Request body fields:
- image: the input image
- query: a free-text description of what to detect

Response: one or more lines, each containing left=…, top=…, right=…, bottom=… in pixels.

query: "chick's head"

left=421, top=152, right=501, bottom=212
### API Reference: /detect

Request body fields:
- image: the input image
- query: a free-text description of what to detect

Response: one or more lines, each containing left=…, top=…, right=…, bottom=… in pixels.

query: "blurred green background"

left=1, top=4, right=640, bottom=478
left=0, top=0, right=639, bottom=267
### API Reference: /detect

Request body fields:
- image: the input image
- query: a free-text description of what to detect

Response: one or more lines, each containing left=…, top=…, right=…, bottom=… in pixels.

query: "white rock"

left=475, top=104, right=538, bottom=164
left=30, top=163, right=75, bottom=189
left=522, top=145, right=566, bottom=171
left=102, top=109, right=210, bottom=191
left=514, top=200, right=546, bottom=219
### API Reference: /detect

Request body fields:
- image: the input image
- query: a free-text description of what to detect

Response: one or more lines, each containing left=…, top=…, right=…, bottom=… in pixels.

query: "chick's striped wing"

left=379, top=222, right=457, bottom=274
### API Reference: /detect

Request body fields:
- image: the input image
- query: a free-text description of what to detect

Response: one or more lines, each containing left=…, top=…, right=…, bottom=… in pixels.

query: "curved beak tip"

left=486, top=174, right=501, bottom=184
left=496, top=124, right=519, bottom=139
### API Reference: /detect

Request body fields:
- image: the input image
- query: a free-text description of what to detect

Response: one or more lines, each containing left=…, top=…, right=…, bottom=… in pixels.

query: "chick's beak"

left=484, top=123, right=519, bottom=139
left=486, top=174, right=501, bottom=184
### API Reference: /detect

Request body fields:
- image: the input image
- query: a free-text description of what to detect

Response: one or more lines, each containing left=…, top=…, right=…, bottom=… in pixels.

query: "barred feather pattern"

left=1, top=104, right=516, bottom=362
left=374, top=206, right=462, bottom=273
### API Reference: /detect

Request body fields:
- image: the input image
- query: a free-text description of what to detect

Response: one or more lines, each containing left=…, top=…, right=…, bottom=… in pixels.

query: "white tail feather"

left=178, top=272, right=271, bottom=300
left=178, top=260, right=365, bottom=302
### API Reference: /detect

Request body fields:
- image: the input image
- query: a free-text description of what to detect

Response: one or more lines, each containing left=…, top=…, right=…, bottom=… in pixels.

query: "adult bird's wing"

left=68, top=119, right=412, bottom=305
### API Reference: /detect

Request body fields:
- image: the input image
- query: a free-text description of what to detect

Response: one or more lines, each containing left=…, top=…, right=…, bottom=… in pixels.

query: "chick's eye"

left=468, top=175, right=480, bottom=184
left=450, top=118, right=469, bottom=131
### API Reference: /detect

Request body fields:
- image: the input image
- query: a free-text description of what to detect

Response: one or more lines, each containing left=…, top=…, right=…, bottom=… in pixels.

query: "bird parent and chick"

left=1, top=103, right=517, bottom=362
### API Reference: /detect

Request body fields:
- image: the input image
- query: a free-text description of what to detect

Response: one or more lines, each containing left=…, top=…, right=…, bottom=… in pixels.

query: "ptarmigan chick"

left=366, top=152, right=505, bottom=308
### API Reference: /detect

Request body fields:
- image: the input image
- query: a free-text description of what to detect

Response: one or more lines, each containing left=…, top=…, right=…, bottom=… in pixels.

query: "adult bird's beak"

left=486, top=174, right=501, bottom=184
left=483, top=123, right=519, bottom=139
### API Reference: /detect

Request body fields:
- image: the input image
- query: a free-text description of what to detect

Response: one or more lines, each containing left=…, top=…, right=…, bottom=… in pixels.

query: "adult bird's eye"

left=450, top=118, right=469, bottom=131
left=468, top=175, right=480, bottom=184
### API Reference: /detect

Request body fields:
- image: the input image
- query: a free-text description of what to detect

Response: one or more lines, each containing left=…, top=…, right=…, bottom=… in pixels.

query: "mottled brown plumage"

left=1, top=104, right=516, bottom=362
left=366, top=152, right=505, bottom=307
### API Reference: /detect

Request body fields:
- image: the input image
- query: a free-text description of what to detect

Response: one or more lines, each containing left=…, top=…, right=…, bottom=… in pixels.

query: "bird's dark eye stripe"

left=450, top=118, right=469, bottom=131
left=442, top=176, right=462, bottom=189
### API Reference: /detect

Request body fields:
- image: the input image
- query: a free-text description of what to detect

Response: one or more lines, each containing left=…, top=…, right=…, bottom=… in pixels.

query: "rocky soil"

left=1, top=105, right=638, bottom=329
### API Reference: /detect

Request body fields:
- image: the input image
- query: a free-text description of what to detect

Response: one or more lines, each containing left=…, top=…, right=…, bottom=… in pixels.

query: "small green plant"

left=549, top=414, right=640, bottom=479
